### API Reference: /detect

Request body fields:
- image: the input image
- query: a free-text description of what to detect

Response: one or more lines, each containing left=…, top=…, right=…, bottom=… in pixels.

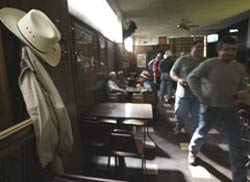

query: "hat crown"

left=17, top=9, right=61, bottom=53
left=140, top=70, right=151, bottom=80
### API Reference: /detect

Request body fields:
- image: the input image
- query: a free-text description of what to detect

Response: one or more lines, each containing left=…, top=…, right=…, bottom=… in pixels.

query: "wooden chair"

left=121, top=119, right=145, bottom=140
left=108, top=129, right=144, bottom=169
left=80, top=120, right=115, bottom=167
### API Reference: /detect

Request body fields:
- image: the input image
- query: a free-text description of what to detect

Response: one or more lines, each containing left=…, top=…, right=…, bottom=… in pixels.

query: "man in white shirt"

left=106, top=71, right=128, bottom=98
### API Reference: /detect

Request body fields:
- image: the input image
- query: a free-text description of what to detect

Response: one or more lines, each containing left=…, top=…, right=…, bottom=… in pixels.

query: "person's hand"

left=200, top=97, right=210, bottom=108
left=178, top=78, right=188, bottom=87
left=234, top=90, right=250, bottom=106
left=136, top=84, right=142, bottom=90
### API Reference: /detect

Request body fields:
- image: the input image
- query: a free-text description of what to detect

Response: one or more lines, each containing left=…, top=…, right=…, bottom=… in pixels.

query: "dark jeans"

left=189, top=106, right=246, bottom=182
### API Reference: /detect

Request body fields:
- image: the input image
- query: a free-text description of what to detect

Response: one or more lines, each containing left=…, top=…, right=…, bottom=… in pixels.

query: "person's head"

left=190, top=40, right=203, bottom=60
left=164, top=50, right=172, bottom=59
left=156, top=52, right=162, bottom=60
left=109, top=71, right=117, bottom=80
left=180, top=52, right=186, bottom=57
left=139, top=70, right=151, bottom=82
left=216, top=36, right=238, bottom=62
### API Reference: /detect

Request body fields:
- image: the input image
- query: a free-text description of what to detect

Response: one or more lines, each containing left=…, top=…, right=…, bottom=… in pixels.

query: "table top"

left=84, top=102, right=153, bottom=120
left=126, top=86, right=141, bottom=93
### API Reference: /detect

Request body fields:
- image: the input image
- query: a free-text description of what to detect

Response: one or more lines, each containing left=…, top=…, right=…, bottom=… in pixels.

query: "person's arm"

left=187, top=61, right=209, bottom=105
left=108, top=81, right=127, bottom=95
left=142, top=81, right=152, bottom=93
left=170, top=57, right=187, bottom=86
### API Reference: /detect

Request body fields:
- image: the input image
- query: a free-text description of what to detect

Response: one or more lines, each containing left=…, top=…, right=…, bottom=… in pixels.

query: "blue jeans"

left=189, top=106, right=246, bottom=182
left=160, top=74, right=173, bottom=100
left=174, top=97, right=200, bottom=135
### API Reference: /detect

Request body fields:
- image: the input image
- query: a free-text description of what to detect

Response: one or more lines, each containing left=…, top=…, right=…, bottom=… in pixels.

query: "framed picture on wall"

left=136, top=54, right=147, bottom=68
left=72, top=21, right=96, bottom=76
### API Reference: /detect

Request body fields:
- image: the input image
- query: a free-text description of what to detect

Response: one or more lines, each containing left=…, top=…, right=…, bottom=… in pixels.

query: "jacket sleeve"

left=187, top=61, right=209, bottom=101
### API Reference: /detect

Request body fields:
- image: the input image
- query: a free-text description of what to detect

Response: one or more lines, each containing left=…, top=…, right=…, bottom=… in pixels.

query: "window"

left=206, top=34, right=219, bottom=43
left=72, top=21, right=96, bottom=75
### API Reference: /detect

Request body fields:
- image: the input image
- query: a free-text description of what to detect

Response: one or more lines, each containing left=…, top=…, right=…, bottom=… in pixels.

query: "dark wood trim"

left=0, top=119, right=34, bottom=156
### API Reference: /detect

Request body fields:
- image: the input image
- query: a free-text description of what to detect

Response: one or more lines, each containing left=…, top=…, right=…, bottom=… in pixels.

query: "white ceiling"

left=108, top=0, right=250, bottom=38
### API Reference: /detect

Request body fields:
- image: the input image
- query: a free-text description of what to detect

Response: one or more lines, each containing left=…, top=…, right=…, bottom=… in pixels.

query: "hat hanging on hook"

left=0, top=7, right=61, bottom=67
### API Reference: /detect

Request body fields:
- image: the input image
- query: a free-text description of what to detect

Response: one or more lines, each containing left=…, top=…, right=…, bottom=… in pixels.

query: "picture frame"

left=136, top=54, right=147, bottom=68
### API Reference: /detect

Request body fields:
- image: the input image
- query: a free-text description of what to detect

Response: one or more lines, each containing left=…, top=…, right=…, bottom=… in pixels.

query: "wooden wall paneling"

left=107, top=40, right=115, bottom=72
left=115, top=44, right=123, bottom=71
left=0, top=28, right=14, bottom=130
left=133, top=45, right=168, bottom=73
left=71, top=19, right=101, bottom=113
left=1, top=0, right=83, bottom=175
left=0, top=22, right=28, bottom=124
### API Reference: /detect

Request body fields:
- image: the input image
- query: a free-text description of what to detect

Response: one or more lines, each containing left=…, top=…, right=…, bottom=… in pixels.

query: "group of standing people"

left=148, top=51, right=175, bottom=103
left=150, top=36, right=247, bottom=181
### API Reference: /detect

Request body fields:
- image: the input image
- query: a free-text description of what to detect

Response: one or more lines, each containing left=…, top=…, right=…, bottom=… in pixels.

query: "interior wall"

left=219, top=18, right=249, bottom=64
left=132, top=36, right=204, bottom=74
left=0, top=0, right=122, bottom=177
left=207, top=18, right=249, bottom=65
left=0, top=0, right=82, bottom=175
left=0, top=27, right=14, bottom=130
left=133, top=44, right=168, bottom=73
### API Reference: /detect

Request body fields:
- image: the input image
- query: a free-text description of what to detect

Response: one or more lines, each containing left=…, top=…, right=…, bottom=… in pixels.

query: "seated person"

left=136, top=70, right=153, bottom=93
left=133, top=70, right=155, bottom=101
left=106, top=71, right=128, bottom=99
left=117, top=70, right=128, bottom=89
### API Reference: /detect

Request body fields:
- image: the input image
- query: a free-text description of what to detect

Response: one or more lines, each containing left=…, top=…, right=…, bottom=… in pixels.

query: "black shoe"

left=188, top=154, right=197, bottom=166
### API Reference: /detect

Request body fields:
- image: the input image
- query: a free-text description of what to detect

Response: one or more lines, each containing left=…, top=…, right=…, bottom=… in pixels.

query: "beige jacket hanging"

left=19, top=46, right=73, bottom=172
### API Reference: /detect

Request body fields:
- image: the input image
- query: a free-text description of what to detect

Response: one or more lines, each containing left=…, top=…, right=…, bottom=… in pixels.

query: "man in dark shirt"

left=159, top=50, right=174, bottom=102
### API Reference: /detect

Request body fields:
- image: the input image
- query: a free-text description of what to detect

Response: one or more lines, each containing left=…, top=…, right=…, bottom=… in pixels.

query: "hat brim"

left=140, top=74, right=150, bottom=80
left=0, top=8, right=61, bottom=67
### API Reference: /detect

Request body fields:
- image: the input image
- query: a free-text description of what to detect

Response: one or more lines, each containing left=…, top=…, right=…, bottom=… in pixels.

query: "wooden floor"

left=79, top=99, right=249, bottom=182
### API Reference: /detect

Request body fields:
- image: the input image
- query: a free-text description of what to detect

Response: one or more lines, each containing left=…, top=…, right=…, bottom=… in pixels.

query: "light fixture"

left=68, top=0, right=123, bottom=43
left=124, top=37, right=133, bottom=52
left=229, top=29, right=239, bottom=33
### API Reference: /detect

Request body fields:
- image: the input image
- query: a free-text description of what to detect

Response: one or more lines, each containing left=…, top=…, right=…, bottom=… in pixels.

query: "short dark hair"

left=216, top=36, right=237, bottom=51
left=191, top=40, right=203, bottom=48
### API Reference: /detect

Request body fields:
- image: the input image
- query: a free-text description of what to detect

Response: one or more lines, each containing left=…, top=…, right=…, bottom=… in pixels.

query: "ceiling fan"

left=177, top=19, right=199, bottom=30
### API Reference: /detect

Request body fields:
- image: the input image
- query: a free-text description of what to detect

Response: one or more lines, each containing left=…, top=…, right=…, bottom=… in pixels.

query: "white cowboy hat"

left=0, top=7, right=61, bottom=67
left=140, top=70, right=151, bottom=80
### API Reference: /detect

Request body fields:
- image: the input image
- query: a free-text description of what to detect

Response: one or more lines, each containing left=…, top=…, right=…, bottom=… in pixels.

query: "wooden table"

left=126, top=87, right=141, bottom=94
left=84, top=102, right=152, bottom=121
left=83, top=102, right=153, bottom=169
